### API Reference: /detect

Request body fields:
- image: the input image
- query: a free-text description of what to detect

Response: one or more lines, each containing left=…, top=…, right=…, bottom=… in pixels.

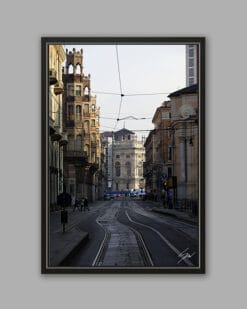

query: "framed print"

left=41, top=37, right=205, bottom=274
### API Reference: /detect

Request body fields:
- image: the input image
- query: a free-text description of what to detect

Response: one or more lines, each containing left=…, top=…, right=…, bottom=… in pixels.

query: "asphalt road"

left=64, top=197, right=199, bottom=268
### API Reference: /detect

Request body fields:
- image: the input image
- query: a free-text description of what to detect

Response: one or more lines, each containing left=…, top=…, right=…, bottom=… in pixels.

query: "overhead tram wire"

left=114, top=44, right=124, bottom=131
left=92, top=91, right=171, bottom=97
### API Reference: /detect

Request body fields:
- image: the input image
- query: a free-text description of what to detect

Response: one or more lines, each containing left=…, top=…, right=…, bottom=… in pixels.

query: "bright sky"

left=64, top=44, right=186, bottom=138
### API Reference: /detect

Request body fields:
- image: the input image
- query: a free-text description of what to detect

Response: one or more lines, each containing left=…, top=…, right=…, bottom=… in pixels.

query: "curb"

left=59, top=231, right=89, bottom=266
left=152, top=208, right=198, bottom=225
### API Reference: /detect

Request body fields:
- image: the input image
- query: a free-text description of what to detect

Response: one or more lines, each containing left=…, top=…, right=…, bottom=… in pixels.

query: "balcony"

left=51, top=132, right=62, bottom=142
left=59, top=132, right=68, bottom=146
left=49, top=69, right=57, bottom=85
left=53, top=81, right=64, bottom=95
left=91, top=141, right=97, bottom=148
left=64, top=150, right=89, bottom=166
left=83, top=112, right=90, bottom=117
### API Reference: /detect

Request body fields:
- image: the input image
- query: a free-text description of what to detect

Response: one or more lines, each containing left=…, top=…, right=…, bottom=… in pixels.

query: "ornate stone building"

left=144, top=101, right=171, bottom=201
left=144, top=85, right=199, bottom=214
left=62, top=48, right=101, bottom=202
left=112, top=129, right=145, bottom=192
left=48, top=45, right=66, bottom=210
left=167, top=84, right=199, bottom=213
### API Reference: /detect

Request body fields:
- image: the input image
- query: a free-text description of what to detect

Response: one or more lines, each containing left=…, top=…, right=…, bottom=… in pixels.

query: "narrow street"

left=61, top=198, right=199, bottom=268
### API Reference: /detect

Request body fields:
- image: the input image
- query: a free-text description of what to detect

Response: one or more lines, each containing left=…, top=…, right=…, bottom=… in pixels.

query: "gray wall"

left=0, top=0, right=246, bottom=308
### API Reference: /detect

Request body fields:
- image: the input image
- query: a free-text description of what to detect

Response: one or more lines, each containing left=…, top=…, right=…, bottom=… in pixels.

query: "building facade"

left=62, top=48, right=101, bottom=202
left=144, top=101, right=171, bottom=201
left=112, top=129, right=145, bottom=192
left=48, top=45, right=66, bottom=210
left=168, top=84, right=199, bottom=213
left=186, top=44, right=198, bottom=86
left=101, top=132, right=114, bottom=193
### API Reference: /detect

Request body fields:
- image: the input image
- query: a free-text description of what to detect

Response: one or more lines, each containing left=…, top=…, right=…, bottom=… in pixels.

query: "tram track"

left=92, top=201, right=154, bottom=267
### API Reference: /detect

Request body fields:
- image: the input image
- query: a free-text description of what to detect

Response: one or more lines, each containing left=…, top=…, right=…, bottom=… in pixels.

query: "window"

left=168, top=146, right=172, bottom=160
left=189, top=77, right=194, bottom=86
left=68, top=135, right=74, bottom=151
left=84, top=104, right=89, bottom=114
left=68, top=105, right=74, bottom=120
left=76, top=135, right=82, bottom=151
left=84, top=86, right=89, bottom=95
left=76, top=85, right=81, bottom=96
left=84, top=144, right=89, bottom=156
left=76, top=64, right=81, bottom=74
left=68, top=64, right=73, bottom=74
left=126, top=155, right=130, bottom=158
left=91, top=104, right=95, bottom=111
left=68, top=85, right=74, bottom=96
left=115, top=162, right=121, bottom=177
left=91, top=119, right=95, bottom=127
left=168, top=167, right=172, bottom=177
left=189, top=58, right=194, bottom=67
left=116, top=155, right=120, bottom=158
left=189, top=48, right=194, bottom=58
left=76, top=105, right=81, bottom=121
left=126, top=162, right=131, bottom=176
left=84, top=120, right=89, bottom=133
left=116, top=183, right=119, bottom=190
left=162, top=112, right=171, bottom=119
left=189, top=68, right=194, bottom=77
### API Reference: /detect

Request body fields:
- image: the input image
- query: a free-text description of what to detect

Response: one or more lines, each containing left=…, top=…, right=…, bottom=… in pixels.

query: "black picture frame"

left=42, top=37, right=205, bottom=274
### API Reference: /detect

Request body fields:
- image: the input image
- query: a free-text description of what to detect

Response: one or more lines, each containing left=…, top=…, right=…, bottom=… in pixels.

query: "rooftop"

left=168, top=84, right=198, bottom=98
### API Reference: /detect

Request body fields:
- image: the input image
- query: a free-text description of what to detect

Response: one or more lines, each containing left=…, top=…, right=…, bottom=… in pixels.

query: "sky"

left=64, top=44, right=186, bottom=138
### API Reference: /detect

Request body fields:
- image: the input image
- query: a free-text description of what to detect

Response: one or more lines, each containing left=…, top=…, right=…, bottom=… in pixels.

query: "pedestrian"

left=72, top=195, right=77, bottom=211
left=80, top=197, right=84, bottom=211
left=83, top=197, right=89, bottom=211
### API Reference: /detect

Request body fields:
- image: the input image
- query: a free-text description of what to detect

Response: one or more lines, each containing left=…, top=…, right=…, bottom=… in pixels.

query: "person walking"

left=83, top=197, right=89, bottom=211
left=80, top=198, right=84, bottom=211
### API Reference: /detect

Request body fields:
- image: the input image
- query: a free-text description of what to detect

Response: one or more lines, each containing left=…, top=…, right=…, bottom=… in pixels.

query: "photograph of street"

left=42, top=38, right=205, bottom=273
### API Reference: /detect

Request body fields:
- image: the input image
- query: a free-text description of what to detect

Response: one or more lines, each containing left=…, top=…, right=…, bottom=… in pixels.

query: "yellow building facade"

left=62, top=48, right=101, bottom=202
left=48, top=45, right=66, bottom=210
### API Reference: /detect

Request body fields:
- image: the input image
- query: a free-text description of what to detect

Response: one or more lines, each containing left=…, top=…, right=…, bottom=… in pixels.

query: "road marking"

left=128, top=226, right=154, bottom=266
left=125, top=211, right=194, bottom=266
left=92, top=219, right=109, bottom=266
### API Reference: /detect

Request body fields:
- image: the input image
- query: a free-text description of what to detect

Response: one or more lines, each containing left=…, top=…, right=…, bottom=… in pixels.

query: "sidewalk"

left=145, top=200, right=199, bottom=225
left=48, top=200, right=106, bottom=266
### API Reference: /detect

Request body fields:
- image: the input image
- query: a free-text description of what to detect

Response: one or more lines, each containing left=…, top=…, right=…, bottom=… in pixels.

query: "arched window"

left=76, top=105, right=81, bottom=121
left=76, top=64, right=81, bottom=74
left=84, top=144, right=89, bottom=156
left=115, top=162, right=121, bottom=177
left=75, top=135, right=82, bottom=151
left=91, top=119, right=95, bottom=127
left=68, top=105, right=74, bottom=120
left=68, top=135, right=74, bottom=151
left=126, top=162, right=131, bottom=176
left=84, top=86, right=89, bottom=95
left=68, top=64, right=73, bottom=74
left=84, top=120, right=89, bottom=133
